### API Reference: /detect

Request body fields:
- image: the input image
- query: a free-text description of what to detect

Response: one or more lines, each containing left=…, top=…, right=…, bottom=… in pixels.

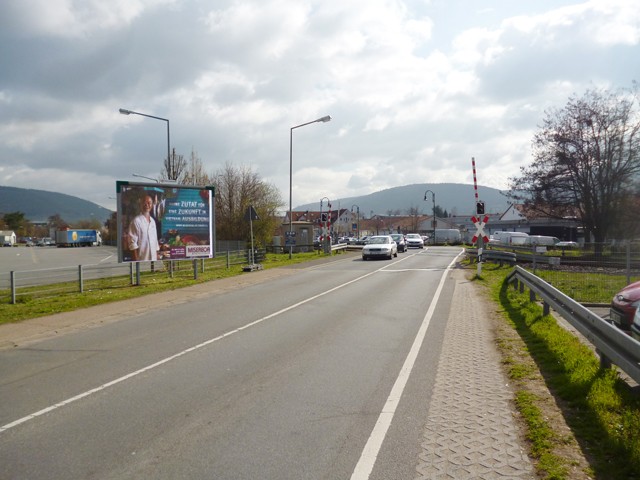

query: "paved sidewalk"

left=414, top=268, right=535, bottom=479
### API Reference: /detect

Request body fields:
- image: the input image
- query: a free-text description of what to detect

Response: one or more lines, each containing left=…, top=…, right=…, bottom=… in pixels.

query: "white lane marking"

left=350, top=250, right=464, bottom=480
left=99, top=254, right=115, bottom=263
left=0, top=258, right=411, bottom=434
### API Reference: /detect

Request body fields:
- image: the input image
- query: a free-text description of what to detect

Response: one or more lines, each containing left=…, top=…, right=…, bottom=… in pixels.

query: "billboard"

left=116, top=181, right=215, bottom=263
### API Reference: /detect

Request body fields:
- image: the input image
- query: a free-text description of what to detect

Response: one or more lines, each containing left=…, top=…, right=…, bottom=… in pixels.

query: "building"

left=0, top=230, right=17, bottom=246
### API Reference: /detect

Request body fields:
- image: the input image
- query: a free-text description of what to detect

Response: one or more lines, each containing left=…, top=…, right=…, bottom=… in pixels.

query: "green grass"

left=473, top=262, right=640, bottom=479
left=534, top=269, right=633, bottom=304
left=0, top=251, right=337, bottom=325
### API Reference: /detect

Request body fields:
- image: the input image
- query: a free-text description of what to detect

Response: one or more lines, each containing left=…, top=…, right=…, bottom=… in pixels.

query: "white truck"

left=434, top=229, right=462, bottom=244
left=491, top=231, right=529, bottom=246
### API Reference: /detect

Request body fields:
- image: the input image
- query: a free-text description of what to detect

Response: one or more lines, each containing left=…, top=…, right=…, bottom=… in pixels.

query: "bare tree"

left=509, top=85, right=640, bottom=250
left=406, top=205, right=421, bottom=231
left=160, top=148, right=187, bottom=182
left=214, top=163, right=284, bottom=244
left=182, top=148, right=212, bottom=186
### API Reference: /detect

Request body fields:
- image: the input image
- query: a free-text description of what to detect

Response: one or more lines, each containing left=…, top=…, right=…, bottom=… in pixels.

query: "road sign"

left=471, top=215, right=490, bottom=244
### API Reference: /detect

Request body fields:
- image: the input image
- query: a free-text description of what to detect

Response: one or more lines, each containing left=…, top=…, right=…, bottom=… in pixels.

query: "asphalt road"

left=0, top=245, right=119, bottom=274
left=0, top=247, right=465, bottom=479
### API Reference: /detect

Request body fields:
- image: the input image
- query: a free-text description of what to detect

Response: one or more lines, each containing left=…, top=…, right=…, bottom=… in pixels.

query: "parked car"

left=362, top=235, right=398, bottom=260
left=355, top=236, right=370, bottom=245
left=390, top=233, right=407, bottom=252
left=405, top=233, right=424, bottom=249
left=610, top=280, right=640, bottom=333
left=555, top=241, right=579, bottom=249
left=631, top=306, right=640, bottom=342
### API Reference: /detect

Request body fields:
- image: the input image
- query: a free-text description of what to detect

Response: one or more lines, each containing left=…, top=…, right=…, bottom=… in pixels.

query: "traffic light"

left=321, top=212, right=328, bottom=222
left=476, top=201, right=485, bottom=215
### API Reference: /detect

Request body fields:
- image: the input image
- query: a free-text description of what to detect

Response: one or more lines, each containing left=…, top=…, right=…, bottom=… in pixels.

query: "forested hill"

left=295, top=183, right=511, bottom=216
left=0, top=186, right=112, bottom=224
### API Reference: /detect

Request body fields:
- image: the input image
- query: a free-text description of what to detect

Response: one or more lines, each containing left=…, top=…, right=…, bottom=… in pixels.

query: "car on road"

left=405, top=233, right=424, bottom=249
left=390, top=233, right=407, bottom=252
left=362, top=235, right=398, bottom=260
left=610, top=280, right=640, bottom=333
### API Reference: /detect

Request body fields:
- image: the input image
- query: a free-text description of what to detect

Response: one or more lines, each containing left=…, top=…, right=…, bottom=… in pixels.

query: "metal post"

left=79, top=265, right=83, bottom=293
left=10, top=271, right=16, bottom=305
left=288, top=115, right=331, bottom=259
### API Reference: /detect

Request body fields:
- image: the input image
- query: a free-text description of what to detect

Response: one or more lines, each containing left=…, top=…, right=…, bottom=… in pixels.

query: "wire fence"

left=1, top=249, right=261, bottom=305
left=486, top=241, right=640, bottom=304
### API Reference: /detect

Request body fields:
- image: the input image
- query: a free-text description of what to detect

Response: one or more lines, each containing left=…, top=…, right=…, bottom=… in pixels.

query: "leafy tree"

left=48, top=214, right=68, bottom=229
left=509, top=85, right=640, bottom=251
left=104, top=212, right=118, bottom=245
left=214, top=163, right=283, bottom=245
left=432, top=205, right=446, bottom=218
left=3, top=212, right=26, bottom=232
left=76, top=218, right=102, bottom=230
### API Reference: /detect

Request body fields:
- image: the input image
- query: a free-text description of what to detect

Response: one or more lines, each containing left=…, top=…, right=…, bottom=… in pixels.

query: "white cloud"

left=0, top=0, right=637, bottom=212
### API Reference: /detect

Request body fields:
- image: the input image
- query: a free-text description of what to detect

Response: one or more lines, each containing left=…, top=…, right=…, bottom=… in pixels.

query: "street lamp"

left=288, top=115, right=332, bottom=258
left=132, top=173, right=159, bottom=183
left=351, top=204, right=360, bottom=239
left=423, top=190, right=436, bottom=244
left=119, top=108, right=171, bottom=167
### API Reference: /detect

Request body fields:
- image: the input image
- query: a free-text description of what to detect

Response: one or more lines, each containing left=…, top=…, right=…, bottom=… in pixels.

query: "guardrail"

left=331, top=243, right=349, bottom=252
left=507, top=265, right=640, bottom=384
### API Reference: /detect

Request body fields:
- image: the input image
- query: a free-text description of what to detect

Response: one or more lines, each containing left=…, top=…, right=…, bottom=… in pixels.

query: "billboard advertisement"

left=116, top=181, right=215, bottom=262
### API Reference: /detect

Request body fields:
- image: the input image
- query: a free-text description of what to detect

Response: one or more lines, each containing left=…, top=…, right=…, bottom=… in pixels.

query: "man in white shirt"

left=128, top=194, right=160, bottom=261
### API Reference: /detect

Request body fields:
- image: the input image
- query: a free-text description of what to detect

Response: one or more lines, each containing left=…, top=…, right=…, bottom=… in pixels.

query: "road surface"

left=0, top=247, right=533, bottom=479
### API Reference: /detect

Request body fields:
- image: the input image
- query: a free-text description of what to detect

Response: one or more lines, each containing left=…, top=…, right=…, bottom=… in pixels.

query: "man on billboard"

left=127, top=193, right=160, bottom=261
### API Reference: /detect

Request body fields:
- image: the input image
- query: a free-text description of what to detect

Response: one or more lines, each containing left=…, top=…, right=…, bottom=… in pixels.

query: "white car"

left=405, top=233, right=424, bottom=249
left=362, top=235, right=398, bottom=260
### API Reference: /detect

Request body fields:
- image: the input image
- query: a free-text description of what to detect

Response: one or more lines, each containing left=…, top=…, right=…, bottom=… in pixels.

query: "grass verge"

left=0, top=251, right=339, bottom=325
left=472, top=262, right=640, bottom=479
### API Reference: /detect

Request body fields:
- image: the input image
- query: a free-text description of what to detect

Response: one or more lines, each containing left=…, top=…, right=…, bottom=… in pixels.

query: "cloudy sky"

left=1, top=0, right=638, bottom=212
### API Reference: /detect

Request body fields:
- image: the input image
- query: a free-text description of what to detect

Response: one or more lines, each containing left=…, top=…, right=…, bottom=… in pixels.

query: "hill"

left=0, top=186, right=112, bottom=224
left=294, top=183, right=511, bottom=216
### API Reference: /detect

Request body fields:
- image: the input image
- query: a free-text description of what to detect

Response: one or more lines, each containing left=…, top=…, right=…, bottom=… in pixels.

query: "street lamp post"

left=119, top=108, right=171, bottom=167
left=288, top=115, right=332, bottom=259
left=351, top=204, right=360, bottom=239
left=423, top=190, right=436, bottom=244
left=132, top=173, right=159, bottom=183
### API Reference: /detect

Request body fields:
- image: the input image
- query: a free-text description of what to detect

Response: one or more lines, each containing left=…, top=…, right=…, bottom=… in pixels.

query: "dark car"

left=390, top=234, right=407, bottom=252
left=610, top=280, right=640, bottom=332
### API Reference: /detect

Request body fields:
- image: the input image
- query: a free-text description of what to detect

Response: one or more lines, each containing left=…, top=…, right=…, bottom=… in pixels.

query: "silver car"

left=405, top=233, right=424, bottom=249
left=362, top=235, right=398, bottom=260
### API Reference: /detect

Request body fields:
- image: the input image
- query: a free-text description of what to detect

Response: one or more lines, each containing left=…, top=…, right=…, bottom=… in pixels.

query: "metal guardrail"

left=331, top=243, right=348, bottom=252
left=483, top=250, right=516, bottom=265
left=507, top=265, right=640, bottom=384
